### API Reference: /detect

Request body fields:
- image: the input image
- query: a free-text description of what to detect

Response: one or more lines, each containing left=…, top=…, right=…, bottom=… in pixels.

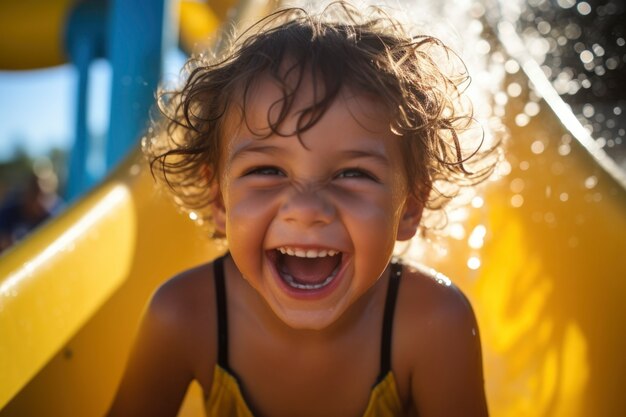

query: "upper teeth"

left=277, top=247, right=339, bottom=258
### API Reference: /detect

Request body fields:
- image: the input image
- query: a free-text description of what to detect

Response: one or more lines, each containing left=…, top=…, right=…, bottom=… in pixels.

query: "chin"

left=273, top=307, right=342, bottom=331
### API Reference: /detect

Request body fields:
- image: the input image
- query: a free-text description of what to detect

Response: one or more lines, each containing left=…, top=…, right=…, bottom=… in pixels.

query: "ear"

left=396, top=194, right=424, bottom=241
left=208, top=182, right=226, bottom=237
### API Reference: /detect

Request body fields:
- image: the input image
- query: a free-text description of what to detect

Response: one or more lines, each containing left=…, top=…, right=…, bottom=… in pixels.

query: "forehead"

left=217, top=73, right=410, bottom=185
left=224, top=70, right=394, bottom=143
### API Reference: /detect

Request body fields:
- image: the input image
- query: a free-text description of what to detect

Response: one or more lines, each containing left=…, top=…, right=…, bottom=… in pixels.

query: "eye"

left=244, top=166, right=285, bottom=176
left=336, top=168, right=379, bottom=182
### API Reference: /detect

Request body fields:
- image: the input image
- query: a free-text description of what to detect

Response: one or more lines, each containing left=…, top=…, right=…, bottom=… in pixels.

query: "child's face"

left=216, top=75, right=421, bottom=330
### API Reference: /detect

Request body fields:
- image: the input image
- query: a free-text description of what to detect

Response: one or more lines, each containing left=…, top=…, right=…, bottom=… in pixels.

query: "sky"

left=0, top=50, right=185, bottom=163
left=0, top=60, right=112, bottom=161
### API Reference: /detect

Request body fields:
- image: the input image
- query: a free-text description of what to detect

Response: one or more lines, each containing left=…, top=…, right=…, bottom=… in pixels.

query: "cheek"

left=224, top=186, right=279, bottom=238
left=336, top=190, right=402, bottom=240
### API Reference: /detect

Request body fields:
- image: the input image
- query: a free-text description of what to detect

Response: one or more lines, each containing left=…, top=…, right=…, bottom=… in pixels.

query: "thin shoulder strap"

left=377, top=261, right=402, bottom=383
left=213, top=255, right=230, bottom=370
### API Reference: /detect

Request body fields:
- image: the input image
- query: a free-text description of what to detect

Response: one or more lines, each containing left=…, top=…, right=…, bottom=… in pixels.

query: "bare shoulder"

left=394, top=261, right=488, bottom=416
left=148, top=261, right=218, bottom=378
left=149, top=262, right=216, bottom=329
left=106, top=261, right=218, bottom=417
left=395, top=262, right=479, bottom=342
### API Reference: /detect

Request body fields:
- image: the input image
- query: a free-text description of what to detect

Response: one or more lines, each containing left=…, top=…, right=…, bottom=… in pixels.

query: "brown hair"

left=144, top=1, right=499, bottom=235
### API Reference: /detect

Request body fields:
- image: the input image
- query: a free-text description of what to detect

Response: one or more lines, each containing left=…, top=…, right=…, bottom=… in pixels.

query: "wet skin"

left=215, top=75, right=421, bottom=331
left=106, top=75, right=488, bottom=417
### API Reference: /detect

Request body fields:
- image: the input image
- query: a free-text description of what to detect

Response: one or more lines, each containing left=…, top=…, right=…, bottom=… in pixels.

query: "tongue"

left=280, top=254, right=341, bottom=284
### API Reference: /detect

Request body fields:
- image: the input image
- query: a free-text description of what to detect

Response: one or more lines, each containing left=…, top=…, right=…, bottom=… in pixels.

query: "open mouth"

left=269, top=247, right=343, bottom=291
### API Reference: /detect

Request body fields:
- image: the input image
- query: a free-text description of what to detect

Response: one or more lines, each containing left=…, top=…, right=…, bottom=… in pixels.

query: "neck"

left=226, top=255, right=390, bottom=345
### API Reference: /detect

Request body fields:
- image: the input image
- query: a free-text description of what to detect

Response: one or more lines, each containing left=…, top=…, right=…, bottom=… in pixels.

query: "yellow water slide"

left=1, top=1, right=626, bottom=417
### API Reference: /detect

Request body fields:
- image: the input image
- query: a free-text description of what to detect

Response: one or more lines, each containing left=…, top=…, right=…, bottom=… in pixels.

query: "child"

left=107, top=2, right=496, bottom=416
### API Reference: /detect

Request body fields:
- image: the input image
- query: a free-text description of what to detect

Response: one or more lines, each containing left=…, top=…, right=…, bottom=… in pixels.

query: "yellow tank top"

left=205, top=256, right=404, bottom=416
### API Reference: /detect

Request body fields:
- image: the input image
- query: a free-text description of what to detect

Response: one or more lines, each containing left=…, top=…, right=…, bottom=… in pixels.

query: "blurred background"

left=1, top=0, right=625, bottom=249
left=1, top=0, right=623, bottom=254
left=1, top=1, right=625, bottom=416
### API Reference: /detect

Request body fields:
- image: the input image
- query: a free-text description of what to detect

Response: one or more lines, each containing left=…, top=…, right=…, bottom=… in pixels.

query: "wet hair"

left=144, top=1, right=500, bottom=236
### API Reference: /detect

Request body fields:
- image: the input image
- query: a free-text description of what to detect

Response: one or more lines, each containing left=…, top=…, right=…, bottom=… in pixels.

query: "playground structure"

left=1, top=1, right=626, bottom=416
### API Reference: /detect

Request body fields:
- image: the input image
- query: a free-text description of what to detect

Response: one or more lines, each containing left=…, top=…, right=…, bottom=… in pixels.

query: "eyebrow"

left=340, top=148, right=391, bottom=167
left=228, top=142, right=285, bottom=163
left=228, top=140, right=391, bottom=167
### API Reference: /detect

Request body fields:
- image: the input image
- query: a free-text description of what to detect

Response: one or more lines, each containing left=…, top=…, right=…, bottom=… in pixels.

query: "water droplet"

left=606, top=56, right=619, bottom=70
left=189, top=211, right=198, bottom=221
left=558, top=143, right=571, bottom=156
left=516, top=113, right=531, bottom=127
left=537, top=21, right=551, bottom=35
left=476, top=40, right=491, bottom=55
left=467, top=256, right=481, bottom=270
left=525, top=101, right=541, bottom=117
left=565, top=23, right=581, bottom=39
left=577, top=1, right=592, bottom=15
left=574, top=42, right=586, bottom=54
left=519, top=161, right=530, bottom=171
left=504, top=59, right=520, bottom=74
left=582, top=103, right=595, bottom=118
left=614, top=106, right=622, bottom=116
left=544, top=212, right=556, bottom=223
left=496, top=160, right=512, bottom=176
left=557, top=0, right=576, bottom=8
left=510, top=178, right=525, bottom=193
left=494, top=91, right=508, bottom=106
left=531, top=140, right=545, bottom=154
left=580, top=50, right=594, bottom=64
left=592, top=44, right=605, bottom=57
left=471, top=196, right=484, bottom=208
left=468, top=225, right=487, bottom=249
left=584, top=176, right=598, bottom=189
left=507, top=82, right=522, bottom=97
left=511, top=194, right=524, bottom=208
left=560, top=192, right=569, bottom=202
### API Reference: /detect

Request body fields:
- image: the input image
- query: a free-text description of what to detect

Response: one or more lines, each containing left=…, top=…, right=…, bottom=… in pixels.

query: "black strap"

left=377, top=261, right=402, bottom=383
left=215, top=255, right=401, bottom=380
left=213, top=255, right=230, bottom=370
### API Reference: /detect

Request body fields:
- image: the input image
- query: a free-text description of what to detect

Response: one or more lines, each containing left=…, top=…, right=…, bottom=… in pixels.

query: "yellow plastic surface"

left=2, top=101, right=625, bottom=417
left=0, top=0, right=74, bottom=70
left=0, top=155, right=222, bottom=416
left=0, top=0, right=237, bottom=70
left=0, top=179, right=136, bottom=406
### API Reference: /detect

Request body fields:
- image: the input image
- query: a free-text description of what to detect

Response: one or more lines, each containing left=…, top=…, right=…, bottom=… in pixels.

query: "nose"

left=279, top=188, right=335, bottom=227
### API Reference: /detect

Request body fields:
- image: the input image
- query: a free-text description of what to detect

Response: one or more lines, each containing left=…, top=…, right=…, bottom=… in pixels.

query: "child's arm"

left=105, top=279, right=199, bottom=417
left=407, top=278, right=489, bottom=416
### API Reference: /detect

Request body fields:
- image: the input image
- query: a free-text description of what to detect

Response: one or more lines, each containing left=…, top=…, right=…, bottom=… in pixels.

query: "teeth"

left=280, top=265, right=340, bottom=290
left=277, top=247, right=339, bottom=258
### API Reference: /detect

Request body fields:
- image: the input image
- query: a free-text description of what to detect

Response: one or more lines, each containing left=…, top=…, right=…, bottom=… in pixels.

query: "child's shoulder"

left=394, top=260, right=481, bottom=367
left=142, top=261, right=218, bottom=377
left=393, top=262, right=487, bottom=412
left=149, top=261, right=216, bottom=323
left=397, top=261, right=476, bottom=323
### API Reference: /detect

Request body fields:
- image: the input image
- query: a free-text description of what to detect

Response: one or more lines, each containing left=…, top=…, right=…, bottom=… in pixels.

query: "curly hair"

left=144, top=1, right=499, bottom=236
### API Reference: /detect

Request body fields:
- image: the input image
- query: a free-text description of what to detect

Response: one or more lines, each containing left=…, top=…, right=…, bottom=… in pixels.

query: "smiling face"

left=215, top=74, right=423, bottom=330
